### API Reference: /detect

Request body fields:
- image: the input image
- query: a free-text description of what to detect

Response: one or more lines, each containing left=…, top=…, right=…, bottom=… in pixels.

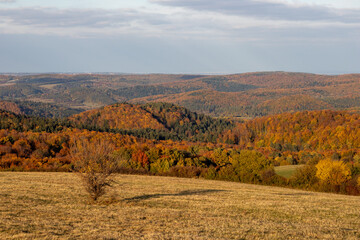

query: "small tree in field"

left=70, top=138, right=119, bottom=201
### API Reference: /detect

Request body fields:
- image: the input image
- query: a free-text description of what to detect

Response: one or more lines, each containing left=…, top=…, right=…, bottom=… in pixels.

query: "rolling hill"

left=131, top=73, right=360, bottom=117
left=70, top=102, right=234, bottom=142
left=70, top=103, right=166, bottom=130
left=1, top=72, right=359, bottom=117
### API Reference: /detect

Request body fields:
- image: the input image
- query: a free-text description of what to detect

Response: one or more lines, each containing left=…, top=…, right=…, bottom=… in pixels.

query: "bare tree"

left=70, top=138, right=119, bottom=201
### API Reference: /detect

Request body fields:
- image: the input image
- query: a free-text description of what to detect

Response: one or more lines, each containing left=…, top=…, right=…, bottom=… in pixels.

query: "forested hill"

left=70, top=103, right=166, bottom=130
left=1, top=101, right=360, bottom=153
left=70, top=102, right=234, bottom=142
left=0, top=102, right=234, bottom=142
left=70, top=103, right=360, bottom=152
left=226, top=110, right=360, bottom=152
left=1, top=72, right=359, bottom=117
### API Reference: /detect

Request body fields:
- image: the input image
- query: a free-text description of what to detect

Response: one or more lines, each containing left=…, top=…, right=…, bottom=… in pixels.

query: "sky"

left=0, top=0, right=359, bottom=74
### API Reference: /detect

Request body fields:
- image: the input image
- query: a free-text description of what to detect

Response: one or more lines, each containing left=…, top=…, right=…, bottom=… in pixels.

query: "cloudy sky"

left=0, top=0, right=359, bottom=74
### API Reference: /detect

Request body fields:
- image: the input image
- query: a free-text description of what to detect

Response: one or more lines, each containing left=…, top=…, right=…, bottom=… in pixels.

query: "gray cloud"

left=0, top=8, right=168, bottom=28
left=0, top=0, right=16, bottom=2
left=0, top=3, right=359, bottom=74
left=0, top=6, right=358, bottom=44
left=152, top=0, right=360, bottom=23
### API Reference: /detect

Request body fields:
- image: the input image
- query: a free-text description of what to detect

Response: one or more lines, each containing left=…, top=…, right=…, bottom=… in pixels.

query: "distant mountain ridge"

left=0, top=100, right=81, bottom=118
left=0, top=72, right=359, bottom=117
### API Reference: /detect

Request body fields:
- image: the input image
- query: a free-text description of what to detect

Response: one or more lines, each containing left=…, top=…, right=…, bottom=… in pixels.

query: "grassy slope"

left=1, top=172, right=360, bottom=239
left=274, top=165, right=305, bottom=178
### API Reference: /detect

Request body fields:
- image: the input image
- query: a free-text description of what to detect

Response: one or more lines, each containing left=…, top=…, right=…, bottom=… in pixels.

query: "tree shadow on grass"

left=275, top=192, right=314, bottom=196
left=123, top=189, right=227, bottom=202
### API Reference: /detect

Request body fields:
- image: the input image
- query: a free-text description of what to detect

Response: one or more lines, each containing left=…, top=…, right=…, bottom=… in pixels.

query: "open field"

left=274, top=165, right=304, bottom=178
left=1, top=172, right=360, bottom=239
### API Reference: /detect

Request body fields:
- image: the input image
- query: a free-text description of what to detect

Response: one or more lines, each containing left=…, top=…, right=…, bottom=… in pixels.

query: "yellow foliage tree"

left=315, top=159, right=351, bottom=186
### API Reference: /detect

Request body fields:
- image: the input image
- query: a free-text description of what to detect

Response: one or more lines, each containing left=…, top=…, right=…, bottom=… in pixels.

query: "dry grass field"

left=1, top=172, right=360, bottom=239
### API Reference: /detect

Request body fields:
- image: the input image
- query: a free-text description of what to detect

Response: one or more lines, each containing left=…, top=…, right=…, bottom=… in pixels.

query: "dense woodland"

left=0, top=101, right=359, bottom=195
